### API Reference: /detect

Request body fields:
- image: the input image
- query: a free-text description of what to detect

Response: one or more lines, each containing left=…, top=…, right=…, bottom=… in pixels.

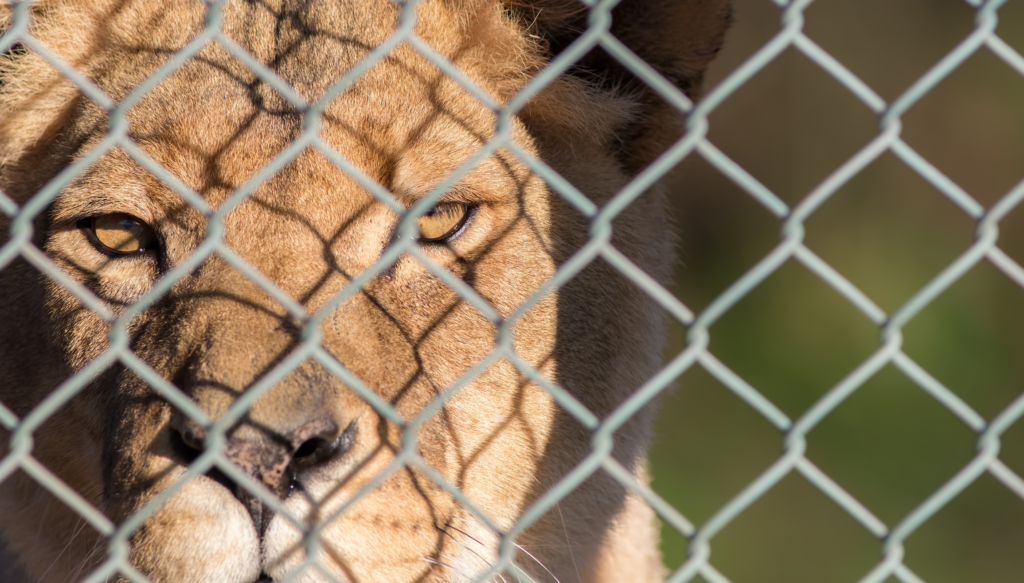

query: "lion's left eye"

left=416, top=202, right=470, bottom=242
left=85, top=213, right=158, bottom=255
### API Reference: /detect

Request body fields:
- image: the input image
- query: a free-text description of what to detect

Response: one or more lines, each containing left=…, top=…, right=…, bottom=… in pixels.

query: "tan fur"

left=0, top=1, right=729, bottom=581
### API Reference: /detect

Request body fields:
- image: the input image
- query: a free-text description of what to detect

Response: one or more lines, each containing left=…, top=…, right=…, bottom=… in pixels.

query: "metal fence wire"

left=1, top=0, right=1023, bottom=582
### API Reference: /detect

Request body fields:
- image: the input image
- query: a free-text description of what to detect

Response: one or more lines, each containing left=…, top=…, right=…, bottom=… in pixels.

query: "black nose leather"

left=171, top=416, right=356, bottom=537
left=175, top=417, right=349, bottom=490
left=227, top=418, right=340, bottom=492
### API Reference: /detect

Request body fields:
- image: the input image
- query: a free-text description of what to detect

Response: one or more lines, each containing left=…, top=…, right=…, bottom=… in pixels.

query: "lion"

left=0, top=0, right=730, bottom=581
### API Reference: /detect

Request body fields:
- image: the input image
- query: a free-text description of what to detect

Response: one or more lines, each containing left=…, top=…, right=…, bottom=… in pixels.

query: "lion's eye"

left=87, top=213, right=157, bottom=254
left=416, top=202, right=470, bottom=242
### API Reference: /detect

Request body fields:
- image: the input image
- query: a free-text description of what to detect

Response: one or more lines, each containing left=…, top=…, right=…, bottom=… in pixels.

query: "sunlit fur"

left=0, top=1, right=730, bottom=581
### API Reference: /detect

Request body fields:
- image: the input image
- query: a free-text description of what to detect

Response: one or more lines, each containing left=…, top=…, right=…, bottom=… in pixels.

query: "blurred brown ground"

left=647, top=0, right=1024, bottom=581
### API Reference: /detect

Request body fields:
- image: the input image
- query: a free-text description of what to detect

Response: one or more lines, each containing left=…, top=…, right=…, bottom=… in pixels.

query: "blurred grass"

left=647, top=0, right=1024, bottom=581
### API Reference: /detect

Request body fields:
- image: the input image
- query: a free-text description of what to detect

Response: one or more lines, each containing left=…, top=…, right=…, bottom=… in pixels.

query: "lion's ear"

left=508, top=0, right=732, bottom=171
left=515, top=0, right=731, bottom=96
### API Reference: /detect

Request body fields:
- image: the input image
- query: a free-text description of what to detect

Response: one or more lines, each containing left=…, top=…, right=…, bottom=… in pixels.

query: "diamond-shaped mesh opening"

left=903, top=474, right=1024, bottom=583
left=702, top=46, right=879, bottom=205
left=650, top=366, right=780, bottom=565
left=804, top=152, right=977, bottom=312
left=3, top=0, right=1024, bottom=582
left=903, top=260, right=1024, bottom=419
left=706, top=259, right=879, bottom=418
left=805, top=0, right=977, bottom=101
left=902, top=47, right=1024, bottom=206
left=665, top=156, right=781, bottom=311
left=712, top=472, right=880, bottom=582
left=807, top=364, right=977, bottom=525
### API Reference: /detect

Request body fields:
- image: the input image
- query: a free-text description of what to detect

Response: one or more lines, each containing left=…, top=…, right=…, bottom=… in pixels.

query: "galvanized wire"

left=1, top=0, right=1023, bottom=582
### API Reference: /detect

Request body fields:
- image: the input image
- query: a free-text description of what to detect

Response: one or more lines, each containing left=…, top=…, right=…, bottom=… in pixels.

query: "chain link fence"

left=1, top=0, right=1023, bottom=582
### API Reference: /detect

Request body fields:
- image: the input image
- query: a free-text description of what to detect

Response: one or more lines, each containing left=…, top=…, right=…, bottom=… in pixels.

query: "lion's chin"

left=133, top=476, right=262, bottom=583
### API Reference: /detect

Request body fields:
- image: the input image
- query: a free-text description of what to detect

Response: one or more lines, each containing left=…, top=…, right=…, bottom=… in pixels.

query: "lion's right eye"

left=416, top=202, right=471, bottom=243
left=85, top=213, right=158, bottom=255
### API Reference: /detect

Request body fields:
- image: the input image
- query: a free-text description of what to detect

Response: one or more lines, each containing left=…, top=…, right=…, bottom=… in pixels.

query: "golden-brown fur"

left=0, top=1, right=729, bottom=581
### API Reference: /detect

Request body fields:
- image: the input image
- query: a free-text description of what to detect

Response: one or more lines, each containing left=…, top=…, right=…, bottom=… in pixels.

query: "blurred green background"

left=646, top=0, right=1024, bottom=581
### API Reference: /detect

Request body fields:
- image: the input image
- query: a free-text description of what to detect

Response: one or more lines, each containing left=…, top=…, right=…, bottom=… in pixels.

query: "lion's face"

left=0, top=1, right=730, bottom=582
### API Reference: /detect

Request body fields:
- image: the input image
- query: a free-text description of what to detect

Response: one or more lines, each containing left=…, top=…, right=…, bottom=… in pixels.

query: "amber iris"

left=416, top=202, right=469, bottom=242
left=89, top=213, right=157, bottom=254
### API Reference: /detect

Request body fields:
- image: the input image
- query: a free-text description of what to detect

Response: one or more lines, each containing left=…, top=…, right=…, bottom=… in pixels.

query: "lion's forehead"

left=99, top=0, right=525, bottom=164
left=56, top=10, right=534, bottom=284
left=111, top=56, right=506, bottom=188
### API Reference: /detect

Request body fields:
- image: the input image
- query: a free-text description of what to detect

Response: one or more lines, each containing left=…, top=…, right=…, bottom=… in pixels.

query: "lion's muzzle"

left=171, top=410, right=358, bottom=536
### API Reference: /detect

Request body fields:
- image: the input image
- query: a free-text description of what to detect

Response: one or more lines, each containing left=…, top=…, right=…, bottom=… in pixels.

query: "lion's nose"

left=173, top=417, right=356, bottom=494
left=172, top=417, right=356, bottom=537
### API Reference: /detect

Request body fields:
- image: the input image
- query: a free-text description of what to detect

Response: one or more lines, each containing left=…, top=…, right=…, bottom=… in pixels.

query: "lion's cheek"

left=130, top=478, right=261, bottom=583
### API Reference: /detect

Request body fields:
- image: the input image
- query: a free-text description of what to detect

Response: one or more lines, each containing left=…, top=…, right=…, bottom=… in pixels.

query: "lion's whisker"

left=438, top=525, right=489, bottom=559
left=555, top=502, right=580, bottom=583
left=422, top=557, right=478, bottom=581
left=514, top=542, right=561, bottom=583
left=38, top=517, right=88, bottom=583
left=32, top=496, right=54, bottom=553
left=441, top=522, right=486, bottom=547
left=433, top=524, right=510, bottom=583
left=67, top=534, right=105, bottom=583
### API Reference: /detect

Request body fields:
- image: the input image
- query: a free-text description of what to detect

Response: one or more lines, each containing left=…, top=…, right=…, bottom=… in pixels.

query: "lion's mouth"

left=255, top=574, right=273, bottom=583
